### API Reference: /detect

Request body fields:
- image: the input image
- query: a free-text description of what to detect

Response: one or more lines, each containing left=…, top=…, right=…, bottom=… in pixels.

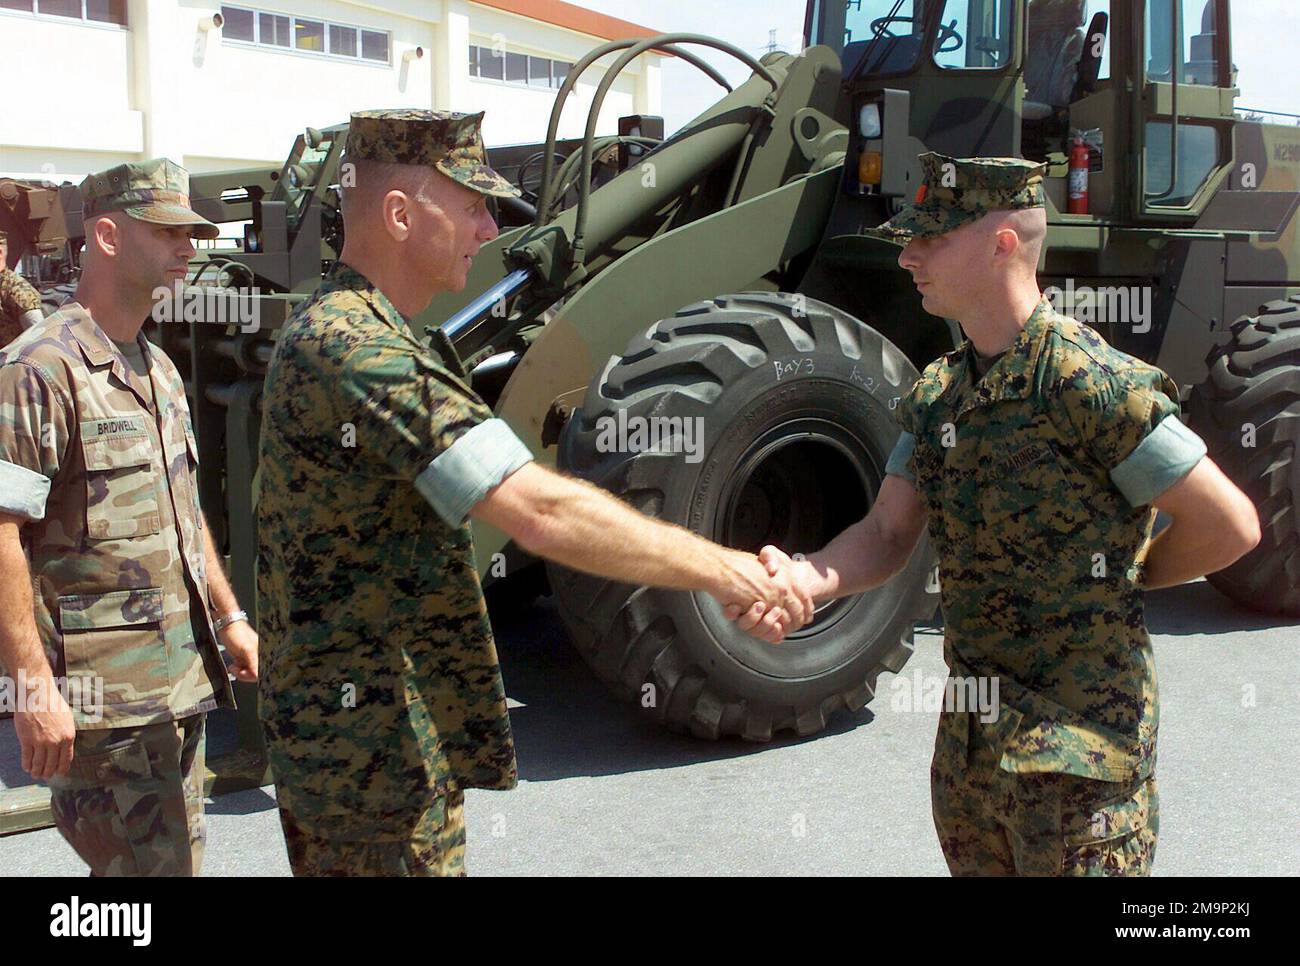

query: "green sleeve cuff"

left=415, top=418, right=533, bottom=527
left=0, top=457, right=50, bottom=521
left=1110, top=416, right=1206, bottom=507
left=885, top=431, right=917, bottom=482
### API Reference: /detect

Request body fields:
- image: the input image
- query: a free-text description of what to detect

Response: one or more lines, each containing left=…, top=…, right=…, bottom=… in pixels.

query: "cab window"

left=932, top=0, right=1014, bottom=70
left=843, top=0, right=925, bottom=76
left=1146, top=0, right=1222, bottom=87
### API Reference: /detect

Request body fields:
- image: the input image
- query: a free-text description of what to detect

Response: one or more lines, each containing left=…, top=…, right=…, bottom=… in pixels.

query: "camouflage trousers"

left=48, top=714, right=207, bottom=877
left=930, top=711, right=1158, bottom=876
left=276, top=790, right=467, bottom=876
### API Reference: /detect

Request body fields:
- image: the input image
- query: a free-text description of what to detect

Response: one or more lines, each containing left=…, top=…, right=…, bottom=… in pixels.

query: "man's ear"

left=89, top=216, right=119, bottom=258
left=992, top=225, right=1020, bottom=261
left=382, top=189, right=412, bottom=242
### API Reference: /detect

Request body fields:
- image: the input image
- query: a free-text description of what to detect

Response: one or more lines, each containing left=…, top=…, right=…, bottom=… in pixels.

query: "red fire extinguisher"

left=1068, top=136, right=1090, bottom=214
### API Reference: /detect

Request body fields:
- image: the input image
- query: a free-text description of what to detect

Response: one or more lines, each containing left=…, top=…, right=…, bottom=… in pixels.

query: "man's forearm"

left=517, top=475, right=733, bottom=594
left=809, top=513, right=917, bottom=601
left=200, top=516, right=241, bottom=615
left=0, top=522, right=54, bottom=680
left=1142, top=519, right=1249, bottom=590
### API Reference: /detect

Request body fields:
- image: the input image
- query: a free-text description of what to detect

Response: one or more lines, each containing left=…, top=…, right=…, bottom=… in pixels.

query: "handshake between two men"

left=717, top=474, right=928, bottom=642
left=721, top=545, right=824, bottom=642
left=477, top=463, right=929, bottom=645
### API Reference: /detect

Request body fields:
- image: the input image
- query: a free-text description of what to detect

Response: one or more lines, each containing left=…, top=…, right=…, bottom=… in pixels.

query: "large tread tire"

left=1187, top=295, right=1300, bottom=615
left=547, top=292, right=937, bottom=741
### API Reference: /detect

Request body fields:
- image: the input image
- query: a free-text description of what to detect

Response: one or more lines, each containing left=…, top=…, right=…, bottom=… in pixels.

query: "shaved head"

left=984, top=206, right=1047, bottom=277
left=339, top=157, right=440, bottom=223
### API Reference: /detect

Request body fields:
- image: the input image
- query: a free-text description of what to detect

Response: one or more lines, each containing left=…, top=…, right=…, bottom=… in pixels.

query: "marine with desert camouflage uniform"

left=0, top=158, right=258, bottom=876
left=0, top=228, right=44, bottom=348
left=757, top=152, right=1260, bottom=876
left=257, top=109, right=811, bottom=876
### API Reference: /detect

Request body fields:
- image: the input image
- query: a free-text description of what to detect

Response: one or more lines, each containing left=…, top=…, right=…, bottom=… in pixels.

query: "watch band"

left=212, top=609, right=249, bottom=633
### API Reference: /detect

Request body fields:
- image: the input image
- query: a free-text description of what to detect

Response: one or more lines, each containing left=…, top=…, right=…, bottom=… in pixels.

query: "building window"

left=0, top=0, right=126, bottom=25
left=83, top=0, right=123, bottom=23
left=528, top=55, right=550, bottom=87
left=477, top=45, right=504, bottom=80
left=329, top=24, right=357, bottom=57
left=470, top=44, right=572, bottom=90
left=37, top=0, right=81, bottom=17
left=360, top=29, right=388, bottom=63
left=505, top=51, right=527, bottom=83
left=220, top=6, right=390, bottom=64
left=221, top=5, right=253, bottom=41
left=258, top=11, right=289, bottom=46
left=294, top=17, right=324, bottom=52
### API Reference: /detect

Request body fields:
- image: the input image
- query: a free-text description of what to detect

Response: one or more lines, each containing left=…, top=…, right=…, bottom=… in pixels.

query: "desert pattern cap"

left=79, top=158, right=220, bottom=240
left=865, top=152, right=1047, bottom=244
left=346, top=109, right=521, bottom=198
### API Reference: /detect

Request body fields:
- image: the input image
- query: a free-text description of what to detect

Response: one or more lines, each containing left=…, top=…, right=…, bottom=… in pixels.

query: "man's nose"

left=480, top=211, right=499, bottom=243
left=897, top=240, right=919, bottom=271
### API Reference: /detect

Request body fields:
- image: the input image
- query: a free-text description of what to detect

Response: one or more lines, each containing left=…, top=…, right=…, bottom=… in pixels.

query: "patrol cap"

left=865, top=152, right=1047, bottom=244
left=345, top=109, right=521, bottom=199
left=79, top=158, right=220, bottom=240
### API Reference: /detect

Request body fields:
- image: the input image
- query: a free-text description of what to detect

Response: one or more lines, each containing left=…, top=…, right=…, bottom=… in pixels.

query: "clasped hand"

left=716, top=545, right=824, bottom=643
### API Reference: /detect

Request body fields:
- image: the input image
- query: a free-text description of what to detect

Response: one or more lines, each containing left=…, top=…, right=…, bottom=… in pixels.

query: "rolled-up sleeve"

left=338, top=338, right=533, bottom=527
left=1109, top=414, right=1206, bottom=507
left=415, top=418, right=534, bottom=527
left=884, top=430, right=917, bottom=483
left=0, top=361, right=68, bottom=521
left=1063, top=363, right=1206, bottom=508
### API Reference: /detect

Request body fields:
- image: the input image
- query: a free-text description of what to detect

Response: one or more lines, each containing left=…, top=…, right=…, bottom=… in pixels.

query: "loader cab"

left=1016, top=0, right=1235, bottom=221
left=805, top=0, right=1237, bottom=223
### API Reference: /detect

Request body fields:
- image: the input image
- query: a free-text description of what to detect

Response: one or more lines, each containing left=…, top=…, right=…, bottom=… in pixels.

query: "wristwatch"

left=212, top=609, right=249, bottom=633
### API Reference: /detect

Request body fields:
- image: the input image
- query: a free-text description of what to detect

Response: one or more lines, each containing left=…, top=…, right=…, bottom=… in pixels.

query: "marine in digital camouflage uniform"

left=257, top=110, right=525, bottom=877
left=0, top=228, right=44, bottom=348
left=0, top=160, right=243, bottom=876
left=871, top=154, right=1215, bottom=875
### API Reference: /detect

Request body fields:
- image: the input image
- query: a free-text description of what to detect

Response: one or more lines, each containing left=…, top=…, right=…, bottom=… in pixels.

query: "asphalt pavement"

left=1, top=577, right=1296, bottom=876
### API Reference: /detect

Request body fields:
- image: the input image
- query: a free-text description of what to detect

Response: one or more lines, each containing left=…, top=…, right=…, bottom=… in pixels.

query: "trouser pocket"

left=48, top=717, right=206, bottom=877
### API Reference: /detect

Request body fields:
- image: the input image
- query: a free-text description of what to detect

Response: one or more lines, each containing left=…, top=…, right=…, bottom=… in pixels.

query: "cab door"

left=1133, top=0, right=1236, bottom=220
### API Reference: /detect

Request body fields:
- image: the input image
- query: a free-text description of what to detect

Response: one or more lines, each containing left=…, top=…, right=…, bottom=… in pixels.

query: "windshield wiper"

left=847, top=0, right=909, bottom=85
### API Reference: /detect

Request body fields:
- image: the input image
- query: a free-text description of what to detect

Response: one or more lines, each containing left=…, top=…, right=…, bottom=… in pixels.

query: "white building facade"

left=0, top=0, right=664, bottom=180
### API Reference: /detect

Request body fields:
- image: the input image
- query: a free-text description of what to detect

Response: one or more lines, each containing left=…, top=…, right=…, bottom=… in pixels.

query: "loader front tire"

left=548, top=292, right=937, bottom=740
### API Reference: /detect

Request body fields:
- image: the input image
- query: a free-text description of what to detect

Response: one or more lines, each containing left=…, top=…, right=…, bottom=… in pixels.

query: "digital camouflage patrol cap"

left=346, top=109, right=521, bottom=198
left=864, top=152, right=1047, bottom=244
left=79, top=158, right=220, bottom=240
